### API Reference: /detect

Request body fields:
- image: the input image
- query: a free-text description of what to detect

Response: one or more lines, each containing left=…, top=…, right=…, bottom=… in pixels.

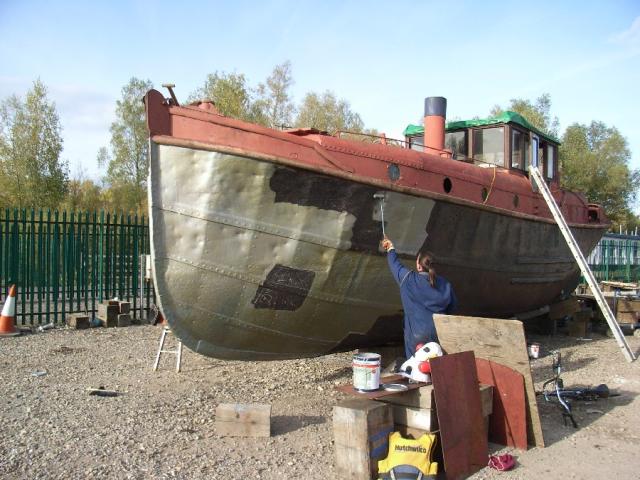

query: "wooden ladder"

left=529, top=165, right=635, bottom=362
left=152, top=325, right=183, bottom=372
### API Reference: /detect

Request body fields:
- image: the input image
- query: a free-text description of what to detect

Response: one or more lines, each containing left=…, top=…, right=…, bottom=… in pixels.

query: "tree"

left=491, top=93, right=559, bottom=138
left=294, top=91, right=364, bottom=133
left=0, top=79, right=68, bottom=208
left=254, top=61, right=295, bottom=128
left=61, top=176, right=105, bottom=212
left=560, top=121, right=640, bottom=226
left=100, top=78, right=153, bottom=213
left=189, top=71, right=257, bottom=122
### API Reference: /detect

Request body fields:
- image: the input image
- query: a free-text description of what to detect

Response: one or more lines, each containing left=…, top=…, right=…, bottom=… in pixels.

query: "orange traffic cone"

left=0, top=285, right=20, bottom=337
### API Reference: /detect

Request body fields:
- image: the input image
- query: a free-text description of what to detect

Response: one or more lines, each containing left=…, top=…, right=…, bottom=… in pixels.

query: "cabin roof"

left=404, top=110, right=560, bottom=145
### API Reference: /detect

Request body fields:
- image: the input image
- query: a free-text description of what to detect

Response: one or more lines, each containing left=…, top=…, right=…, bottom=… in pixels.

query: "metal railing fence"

left=587, top=235, right=640, bottom=283
left=0, top=208, right=154, bottom=326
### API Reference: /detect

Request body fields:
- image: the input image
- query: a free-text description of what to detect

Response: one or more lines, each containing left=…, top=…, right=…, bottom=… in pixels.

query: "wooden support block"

left=617, top=311, right=638, bottom=325
left=66, top=313, right=90, bottom=329
left=391, top=405, right=435, bottom=431
left=333, top=399, right=393, bottom=480
left=379, top=385, right=435, bottom=409
left=616, top=298, right=640, bottom=313
left=117, top=313, right=131, bottom=327
left=118, top=301, right=131, bottom=314
left=215, top=403, right=271, bottom=438
left=97, top=303, right=119, bottom=321
left=549, top=297, right=580, bottom=319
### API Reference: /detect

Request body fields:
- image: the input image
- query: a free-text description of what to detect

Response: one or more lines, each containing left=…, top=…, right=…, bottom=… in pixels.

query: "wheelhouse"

left=404, top=111, right=560, bottom=184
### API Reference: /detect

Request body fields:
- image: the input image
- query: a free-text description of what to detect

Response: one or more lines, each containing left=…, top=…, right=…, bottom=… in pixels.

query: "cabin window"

left=444, top=130, right=468, bottom=159
left=546, top=145, right=555, bottom=179
left=511, top=128, right=530, bottom=171
left=473, top=127, right=504, bottom=166
left=408, top=135, right=424, bottom=152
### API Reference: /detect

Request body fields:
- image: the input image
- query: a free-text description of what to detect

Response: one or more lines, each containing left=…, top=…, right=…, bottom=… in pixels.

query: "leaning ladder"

left=529, top=165, right=636, bottom=362
left=153, top=325, right=184, bottom=372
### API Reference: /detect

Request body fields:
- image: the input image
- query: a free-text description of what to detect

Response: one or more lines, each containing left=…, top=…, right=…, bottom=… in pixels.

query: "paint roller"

left=373, top=192, right=387, bottom=238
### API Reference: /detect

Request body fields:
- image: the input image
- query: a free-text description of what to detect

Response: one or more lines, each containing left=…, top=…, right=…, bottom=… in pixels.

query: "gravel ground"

left=1, top=324, right=639, bottom=479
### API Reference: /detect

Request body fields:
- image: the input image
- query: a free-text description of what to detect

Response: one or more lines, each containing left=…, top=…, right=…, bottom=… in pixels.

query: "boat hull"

left=150, top=142, right=605, bottom=360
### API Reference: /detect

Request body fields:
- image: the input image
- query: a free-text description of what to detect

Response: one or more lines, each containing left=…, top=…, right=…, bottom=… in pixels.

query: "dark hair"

left=417, top=251, right=436, bottom=287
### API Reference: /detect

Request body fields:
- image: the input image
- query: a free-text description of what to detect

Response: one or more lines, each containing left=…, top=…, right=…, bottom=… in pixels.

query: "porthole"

left=388, top=164, right=400, bottom=181
left=513, top=195, right=519, bottom=208
left=481, top=188, right=488, bottom=201
left=443, top=177, right=452, bottom=193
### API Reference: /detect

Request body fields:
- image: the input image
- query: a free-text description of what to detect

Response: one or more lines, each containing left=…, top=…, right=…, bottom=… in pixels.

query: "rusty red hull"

left=145, top=90, right=608, bottom=360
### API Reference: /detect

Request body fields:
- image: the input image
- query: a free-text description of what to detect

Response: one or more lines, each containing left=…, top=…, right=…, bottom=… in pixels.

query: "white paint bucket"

left=528, top=343, right=540, bottom=359
left=352, top=353, right=381, bottom=391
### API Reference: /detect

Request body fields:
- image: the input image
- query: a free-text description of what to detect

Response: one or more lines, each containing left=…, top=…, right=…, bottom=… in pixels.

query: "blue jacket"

left=387, top=249, right=457, bottom=358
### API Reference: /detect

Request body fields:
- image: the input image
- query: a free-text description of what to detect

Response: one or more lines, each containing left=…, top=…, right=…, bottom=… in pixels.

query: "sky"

left=1, top=0, right=639, bottom=185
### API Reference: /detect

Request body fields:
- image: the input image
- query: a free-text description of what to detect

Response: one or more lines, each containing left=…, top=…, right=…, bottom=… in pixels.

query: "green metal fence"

left=588, top=235, right=640, bottom=283
left=0, top=208, right=154, bottom=326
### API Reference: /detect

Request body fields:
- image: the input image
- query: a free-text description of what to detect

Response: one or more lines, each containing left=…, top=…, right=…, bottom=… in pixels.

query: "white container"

left=352, top=353, right=381, bottom=391
left=528, top=343, right=540, bottom=359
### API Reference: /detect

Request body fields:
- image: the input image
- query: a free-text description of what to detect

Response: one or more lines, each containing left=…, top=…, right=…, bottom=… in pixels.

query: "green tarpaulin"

left=404, top=111, right=560, bottom=144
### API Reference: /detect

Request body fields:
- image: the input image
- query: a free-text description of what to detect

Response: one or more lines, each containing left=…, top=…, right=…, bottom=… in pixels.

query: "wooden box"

left=215, top=403, right=271, bottom=438
left=333, top=399, right=392, bottom=480
left=66, top=313, right=89, bottom=329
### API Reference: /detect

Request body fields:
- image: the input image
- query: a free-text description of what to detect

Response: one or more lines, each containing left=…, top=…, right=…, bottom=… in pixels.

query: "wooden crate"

left=215, top=403, right=271, bottom=437
left=333, top=399, right=393, bottom=480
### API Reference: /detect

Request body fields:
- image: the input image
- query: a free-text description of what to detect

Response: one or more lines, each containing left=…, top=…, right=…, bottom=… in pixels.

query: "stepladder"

left=529, top=165, right=636, bottom=362
left=153, top=325, right=183, bottom=372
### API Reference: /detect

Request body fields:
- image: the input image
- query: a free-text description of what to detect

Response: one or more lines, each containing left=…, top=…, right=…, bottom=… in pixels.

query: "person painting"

left=381, top=237, right=457, bottom=359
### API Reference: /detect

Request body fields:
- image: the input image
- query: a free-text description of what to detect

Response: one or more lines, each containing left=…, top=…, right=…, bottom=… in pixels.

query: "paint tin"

left=352, top=353, right=381, bottom=391
left=528, top=343, right=540, bottom=359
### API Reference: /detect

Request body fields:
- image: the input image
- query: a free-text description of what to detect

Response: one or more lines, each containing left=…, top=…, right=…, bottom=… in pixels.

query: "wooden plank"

left=430, top=351, right=487, bottom=480
left=333, top=399, right=393, bottom=480
left=215, top=403, right=271, bottom=438
left=335, top=374, right=426, bottom=400
left=475, top=358, right=527, bottom=450
left=434, top=314, right=545, bottom=448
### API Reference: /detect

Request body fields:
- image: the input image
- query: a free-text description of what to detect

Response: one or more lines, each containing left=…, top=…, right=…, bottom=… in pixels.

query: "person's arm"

left=445, top=285, right=458, bottom=313
left=386, top=246, right=411, bottom=286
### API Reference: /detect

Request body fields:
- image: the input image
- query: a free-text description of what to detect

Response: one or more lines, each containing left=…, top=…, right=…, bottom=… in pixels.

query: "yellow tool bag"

left=377, top=431, right=438, bottom=480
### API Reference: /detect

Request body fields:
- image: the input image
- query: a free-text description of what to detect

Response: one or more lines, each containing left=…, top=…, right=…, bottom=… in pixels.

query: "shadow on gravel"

left=317, top=367, right=351, bottom=382
left=271, top=415, right=326, bottom=435
left=536, top=388, right=635, bottom=446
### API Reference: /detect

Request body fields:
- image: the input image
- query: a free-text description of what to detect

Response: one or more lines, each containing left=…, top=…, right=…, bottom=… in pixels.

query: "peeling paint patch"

left=252, top=264, right=315, bottom=310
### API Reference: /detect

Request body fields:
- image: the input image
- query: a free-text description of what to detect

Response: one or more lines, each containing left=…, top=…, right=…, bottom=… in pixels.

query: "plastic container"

left=352, top=352, right=381, bottom=391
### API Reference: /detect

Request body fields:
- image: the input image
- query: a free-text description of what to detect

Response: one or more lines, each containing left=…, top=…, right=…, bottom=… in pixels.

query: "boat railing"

left=335, top=130, right=408, bottom=148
